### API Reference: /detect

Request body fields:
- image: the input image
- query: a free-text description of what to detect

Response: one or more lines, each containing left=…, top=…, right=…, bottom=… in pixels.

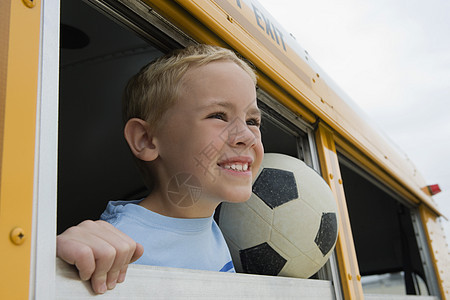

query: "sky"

left=257, top=0, right=450, bottom=240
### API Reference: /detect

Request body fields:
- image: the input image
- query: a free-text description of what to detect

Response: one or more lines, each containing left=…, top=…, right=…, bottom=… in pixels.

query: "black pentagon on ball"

left=239, top=242, right=287, bottom=276
left=252, top=168, right=298, bottom=209
left=314, top=212, right=338, bottom=256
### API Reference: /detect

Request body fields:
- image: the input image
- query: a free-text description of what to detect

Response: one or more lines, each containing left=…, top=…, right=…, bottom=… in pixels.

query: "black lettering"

left=261, top=13, right=275, bottom=40
left=272, top=24, right=279, bottom=44
left=273, top=25, right=281, bottom=46
left=274, top=27, right=286, bottom=51
left=252, top=3, right=287, bottom=52
left=252, top=4, right=265, bottom=31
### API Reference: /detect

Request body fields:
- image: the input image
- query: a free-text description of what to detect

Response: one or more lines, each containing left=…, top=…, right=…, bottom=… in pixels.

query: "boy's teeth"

left=223, top=163, right=248, bottom=171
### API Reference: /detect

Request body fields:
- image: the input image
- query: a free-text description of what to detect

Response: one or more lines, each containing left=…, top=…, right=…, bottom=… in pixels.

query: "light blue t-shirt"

left=100, top=200, right=235, bottom=273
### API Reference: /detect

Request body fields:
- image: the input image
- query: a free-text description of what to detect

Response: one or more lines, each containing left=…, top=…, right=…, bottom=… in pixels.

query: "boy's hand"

left=56, top=220, right=144, bottom=294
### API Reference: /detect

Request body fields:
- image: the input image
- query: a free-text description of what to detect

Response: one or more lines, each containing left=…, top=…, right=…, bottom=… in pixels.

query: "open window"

left=58, top=0, right=177, bottom=232
left=56, top=0, right=339, bottom=297
left=338, top=154, right=439, bottom=297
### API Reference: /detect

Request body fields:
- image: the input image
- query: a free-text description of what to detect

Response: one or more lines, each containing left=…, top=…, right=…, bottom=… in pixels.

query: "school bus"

left=1, top=0, right=449, bottom=299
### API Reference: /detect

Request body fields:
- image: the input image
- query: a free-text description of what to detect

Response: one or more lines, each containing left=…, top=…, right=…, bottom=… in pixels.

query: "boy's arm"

left=56, top=220, right=144, bottom=294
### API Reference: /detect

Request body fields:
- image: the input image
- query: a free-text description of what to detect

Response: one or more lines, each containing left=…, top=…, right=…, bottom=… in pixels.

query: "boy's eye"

left=208, top=112, right=227, bottom=121
left=246, top=118, right=261, bottom=127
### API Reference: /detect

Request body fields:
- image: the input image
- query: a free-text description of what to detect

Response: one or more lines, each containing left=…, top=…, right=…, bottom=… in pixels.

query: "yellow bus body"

left=0, top=0, right=41, bottom=299
left=0, top=0, right=448, bottom=299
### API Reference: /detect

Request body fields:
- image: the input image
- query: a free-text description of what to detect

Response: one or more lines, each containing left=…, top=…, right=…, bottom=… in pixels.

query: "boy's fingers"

left=90, top=273, right=108, bottom=294
left=88, top=242, right=117, bottom=293
left=57, top=220, right=142, bottom=294
left=56, top=233, right=96, bottom=281
left=110, top=243, right=142, bottom=285
left=117, top=265, right=128, bottom=283
left=57, top=232, right=109, bottom=294
left=73, top=246, right=96, bottom=281
left=106, top=270, right=120, bottom=289
left=131, top=242, right=144, bottom=263
left=97, top=220, right=137, bottom=270
left=88, top=221, right=140, bottom=292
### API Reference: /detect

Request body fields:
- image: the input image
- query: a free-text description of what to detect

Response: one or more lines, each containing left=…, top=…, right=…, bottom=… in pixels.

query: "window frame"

left=31, top=0, right=60, bottom=298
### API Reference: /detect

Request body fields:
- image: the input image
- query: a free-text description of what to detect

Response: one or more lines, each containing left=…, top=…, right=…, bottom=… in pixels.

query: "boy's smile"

left=143, top=60, right=264, bottom=218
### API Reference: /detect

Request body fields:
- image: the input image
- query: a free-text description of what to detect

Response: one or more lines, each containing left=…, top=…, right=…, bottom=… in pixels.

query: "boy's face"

left=153, top=60, right=264, bottom=214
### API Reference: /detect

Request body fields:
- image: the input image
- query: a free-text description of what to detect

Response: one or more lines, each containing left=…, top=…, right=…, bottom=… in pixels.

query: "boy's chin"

left=222, top=189, right=252, bottom=204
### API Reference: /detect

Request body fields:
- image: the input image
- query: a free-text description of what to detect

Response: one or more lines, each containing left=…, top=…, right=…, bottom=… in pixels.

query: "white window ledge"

left=56, top=258, right=335, bottom=299
left=365, top=295, right=438, bottom=300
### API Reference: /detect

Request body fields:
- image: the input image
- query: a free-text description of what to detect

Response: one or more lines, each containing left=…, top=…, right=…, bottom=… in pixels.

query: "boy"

left=57, top=44, right=264, bottom=294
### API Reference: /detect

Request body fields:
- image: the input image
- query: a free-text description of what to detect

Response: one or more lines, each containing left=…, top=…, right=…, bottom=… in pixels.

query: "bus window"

left=338, top=154, right=437, bottom=296
left=258, top=101, right=307, bottom=160
left=58, top=0, right=169, bottom=232
left=57, top=0, right=338, bottom=293
left=257, top=90, right=316, bottom=169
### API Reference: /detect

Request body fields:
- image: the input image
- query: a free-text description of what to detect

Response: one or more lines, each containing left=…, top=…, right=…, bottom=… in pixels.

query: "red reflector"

left=428, top=184, right=442, bottom=196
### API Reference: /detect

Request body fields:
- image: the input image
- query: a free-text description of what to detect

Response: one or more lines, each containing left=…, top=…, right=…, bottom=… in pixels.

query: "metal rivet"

left=23, top=0, right=36, bottom=8
left=227, top=15, right=233, bottom=22
left=10, top=227, right=26, bottom=245
left=312, top=78, right=316, bottom=83
left=338, top=179, right=342, bottom=184
left=329, top=173, right=334, bottom=180
left=357, top=274, right=361, bottom=281
left=347, top=273, right=352, bottom=280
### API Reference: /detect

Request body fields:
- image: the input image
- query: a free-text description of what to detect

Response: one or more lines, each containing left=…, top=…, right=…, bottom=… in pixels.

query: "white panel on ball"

left=219, top=202, right=272, bottom=250
left=272, top=199, right=321, bottom=253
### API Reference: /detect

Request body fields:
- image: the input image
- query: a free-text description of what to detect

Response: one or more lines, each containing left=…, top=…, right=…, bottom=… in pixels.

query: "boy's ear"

left=124, top=118, right=159, bottom=161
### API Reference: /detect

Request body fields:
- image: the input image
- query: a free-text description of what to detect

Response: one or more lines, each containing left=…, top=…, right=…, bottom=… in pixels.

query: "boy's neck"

left=138, top=191, right=219, bottom=219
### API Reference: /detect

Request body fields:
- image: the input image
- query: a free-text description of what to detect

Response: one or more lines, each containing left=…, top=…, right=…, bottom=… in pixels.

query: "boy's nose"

left=225, top=118, right=257, bottom=149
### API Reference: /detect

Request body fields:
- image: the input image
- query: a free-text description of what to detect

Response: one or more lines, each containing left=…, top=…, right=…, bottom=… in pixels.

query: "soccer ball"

left=216, top=153, right=338, bottom=278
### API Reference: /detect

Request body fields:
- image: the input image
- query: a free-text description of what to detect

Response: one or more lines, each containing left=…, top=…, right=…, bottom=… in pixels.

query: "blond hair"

left=123, top=44, right=257, bottom=129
